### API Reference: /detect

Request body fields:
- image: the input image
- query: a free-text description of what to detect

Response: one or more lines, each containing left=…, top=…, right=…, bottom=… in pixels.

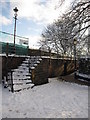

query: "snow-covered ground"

left=1, top=78, right=88, bottom=118
left=77, top=72, right=90, bottom=79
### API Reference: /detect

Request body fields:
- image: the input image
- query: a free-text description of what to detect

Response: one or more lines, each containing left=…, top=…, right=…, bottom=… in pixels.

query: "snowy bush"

left=78, top=57, right=90, bottom=75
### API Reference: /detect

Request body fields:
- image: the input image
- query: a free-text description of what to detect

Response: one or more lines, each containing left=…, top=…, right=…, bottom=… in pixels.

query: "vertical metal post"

left=14, top=16, right=16, bottom=53
left=64, top=60, right=67, bottom=75
left=11, top=69, right=14, bottom=92
left=49, top=49, right=51, bottom=65
left=74, top=44, right=76, bottom=70
left=63, top=53, right=67, bottom=75
left=10, top=56, right=14, bottom=92
left=74, top=45, right=77, bottom=78
left=6, top=43, right=8, bottom=57
left=39, top=47, right=41, bottom=57
left=6, top=43, right=9, bottom=83
left=13, top=7, right=18, bottom=54
left=74, top=39, right=77, bottom=79
left=6, top=57, right=8, bottom=83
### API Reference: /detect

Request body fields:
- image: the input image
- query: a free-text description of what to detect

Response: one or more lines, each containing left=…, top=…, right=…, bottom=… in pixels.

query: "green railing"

left=0, top=31, right=29, bottom=55
left=1, top=42, right=28, bottom=55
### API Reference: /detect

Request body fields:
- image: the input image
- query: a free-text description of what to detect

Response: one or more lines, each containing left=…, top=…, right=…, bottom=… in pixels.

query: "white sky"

left=1, top=0, right=74, bottom=48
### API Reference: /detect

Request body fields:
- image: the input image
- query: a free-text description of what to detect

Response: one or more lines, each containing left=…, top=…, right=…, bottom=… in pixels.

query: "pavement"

left=59, top=73, right=90, bottom=86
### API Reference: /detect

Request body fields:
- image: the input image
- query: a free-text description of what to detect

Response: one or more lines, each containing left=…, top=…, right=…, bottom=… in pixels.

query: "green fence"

left=0, top=31, right=29, bottom=55
left=1, top=42, right=28, bottom=55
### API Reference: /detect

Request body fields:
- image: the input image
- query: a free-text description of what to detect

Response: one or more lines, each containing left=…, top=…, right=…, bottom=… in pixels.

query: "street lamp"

left=48, top=47, right=51, bottom=65
left=39, top=47, right=42, bottom=57
left=73, top=39, right=77, bottom=79
left=13, top=7, right=18, bottom=53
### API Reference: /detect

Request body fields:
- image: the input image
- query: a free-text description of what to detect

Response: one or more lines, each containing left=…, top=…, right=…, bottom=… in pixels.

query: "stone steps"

left=3, top=56, right=42, bottom=92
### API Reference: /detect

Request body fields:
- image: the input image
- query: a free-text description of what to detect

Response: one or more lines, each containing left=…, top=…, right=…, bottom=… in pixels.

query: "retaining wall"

left=31, top=58, right=49, bottom=85
left=31, top=58, right=75, bottom=85
left=1, top=56, right=25, bottom=79
left=1, top=56, right=75, bottom=85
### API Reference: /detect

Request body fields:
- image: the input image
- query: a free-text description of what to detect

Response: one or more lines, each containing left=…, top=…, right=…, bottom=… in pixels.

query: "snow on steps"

left=3, top=56, right=42, bottom=92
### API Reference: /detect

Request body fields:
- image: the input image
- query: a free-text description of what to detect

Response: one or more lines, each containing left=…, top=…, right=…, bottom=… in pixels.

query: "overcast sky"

left=0, top=0, right=73, bottom=48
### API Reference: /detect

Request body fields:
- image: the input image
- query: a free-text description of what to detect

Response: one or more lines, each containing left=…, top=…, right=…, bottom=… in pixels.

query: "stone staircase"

left=3, top=56, right=42, bottom=92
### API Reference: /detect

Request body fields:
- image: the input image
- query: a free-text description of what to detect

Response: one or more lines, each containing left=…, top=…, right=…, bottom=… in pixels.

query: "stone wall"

left=47, top=58, right=74, bottom=77
left=28, top=49, right=58, bottom=57
left=31, top=58, right=49, bottom=85
left=31, top=58, right=75, bottom=85
left=1, top=56, right=75, bottom=85
left=1, top=56, right=25, bottom=79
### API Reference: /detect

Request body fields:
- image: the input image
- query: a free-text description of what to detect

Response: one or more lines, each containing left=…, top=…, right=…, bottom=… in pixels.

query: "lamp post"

left=39, top=47, right=42, bottom=57
left=13, top=7, right=18, bottom=53
left=73, top=39, right=77, bottom=79
left=48, top=47, right=51, bottom=65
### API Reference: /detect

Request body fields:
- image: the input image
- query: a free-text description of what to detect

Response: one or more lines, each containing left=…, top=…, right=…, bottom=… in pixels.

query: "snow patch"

left=77, top=73, right=90, bottom=79
left=2, top=78, right=88, bottom=118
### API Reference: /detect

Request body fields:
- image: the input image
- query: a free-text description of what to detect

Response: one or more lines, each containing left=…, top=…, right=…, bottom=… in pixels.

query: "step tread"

left=8, top=84, right=35, bottom=92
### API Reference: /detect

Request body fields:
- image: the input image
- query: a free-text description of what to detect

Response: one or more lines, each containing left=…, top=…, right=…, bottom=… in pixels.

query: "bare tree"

left=39, top=0, right=90, bottom=57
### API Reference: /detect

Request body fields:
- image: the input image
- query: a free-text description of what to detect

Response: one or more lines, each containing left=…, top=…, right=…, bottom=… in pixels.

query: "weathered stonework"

left=31, top=58, right=75, bottom=85
left=2, top=56, right=75, bottom=85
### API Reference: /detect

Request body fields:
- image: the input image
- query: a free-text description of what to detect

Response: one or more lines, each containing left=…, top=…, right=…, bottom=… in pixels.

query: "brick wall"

left=1, top=56, right=75, bottom=85
left=31, top=58, right=75, bottom=85
left=1, top=56, right=25, bottom=79
left=31, top=58, right=49, bottom=85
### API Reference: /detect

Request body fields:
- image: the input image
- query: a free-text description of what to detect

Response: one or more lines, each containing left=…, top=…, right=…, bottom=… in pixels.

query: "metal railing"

left=0, top=31, right=29, bottom=56
left=0, top=31, right=29, bottom=92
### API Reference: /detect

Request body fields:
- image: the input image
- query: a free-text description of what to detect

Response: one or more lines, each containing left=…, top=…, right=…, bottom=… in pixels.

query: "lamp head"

left=13, top=7, right=18, bottom=13
left=73, top=39, right=77, bottom=45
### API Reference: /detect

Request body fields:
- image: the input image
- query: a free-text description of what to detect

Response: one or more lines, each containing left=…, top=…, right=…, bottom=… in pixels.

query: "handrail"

left=0, top=31, right=29, bottom=40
